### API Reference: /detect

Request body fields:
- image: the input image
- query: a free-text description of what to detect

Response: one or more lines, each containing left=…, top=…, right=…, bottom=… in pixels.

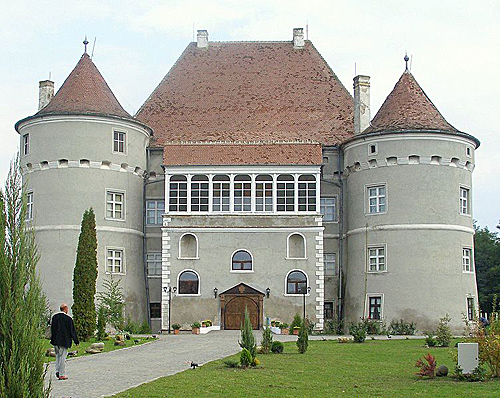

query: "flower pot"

left=192, top=327, right=200, bottom=335
left=293, top=328, right=299, bottom=335
left=281, top=328, right=289, bottom=335
left=174, top=329, right=179, bottom=335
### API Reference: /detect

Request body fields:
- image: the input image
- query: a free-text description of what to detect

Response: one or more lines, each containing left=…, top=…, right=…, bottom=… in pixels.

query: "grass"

left=42, top=335, right=155, bottom=362
left=113, top=339, right=500, bottom=398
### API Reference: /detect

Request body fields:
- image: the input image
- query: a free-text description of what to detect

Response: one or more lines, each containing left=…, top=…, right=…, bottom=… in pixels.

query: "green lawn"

left=113, top=339, right=499, bottom=398
left=42, top=336, right=154, bottom=362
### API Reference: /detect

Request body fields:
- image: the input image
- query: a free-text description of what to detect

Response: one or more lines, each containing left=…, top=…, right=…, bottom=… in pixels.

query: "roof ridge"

left=164, top=139, right=320, bottom=145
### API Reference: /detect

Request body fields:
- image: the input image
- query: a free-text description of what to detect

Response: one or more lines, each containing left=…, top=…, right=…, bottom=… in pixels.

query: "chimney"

left=38, top=80, right=54, bottom=110
left=293, top=28, right=304, bottom=49
left=197, top=30, right=209, bottom=48
left=353, top=75, right=370, bottom=134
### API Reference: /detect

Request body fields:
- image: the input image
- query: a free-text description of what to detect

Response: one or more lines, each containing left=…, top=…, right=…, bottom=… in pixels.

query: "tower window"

left=367, top=185, right=386, bottom=214
left=23, top=134, right=30, bottom=156
left=369, top=143, right=378, bottom=155
left=467, top=297, right=475, bottom=321
left=462, top=248, right=473, bottom=273
left=106, top=190, right=125, bottom=220
left=368, top=246, right=386, bottom=272
left=460, top=187, right=470, bottom=215
left=368, top=295, right=382, bottom=320
left=26, top=192, right=33, bottom=221
left=113, top=131, right=126, bottom=153
left=106, top=248, right=124, bottom=274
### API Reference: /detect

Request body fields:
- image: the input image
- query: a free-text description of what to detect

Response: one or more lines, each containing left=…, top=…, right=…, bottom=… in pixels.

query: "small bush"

left=349, top=323, right=366, bottom=343
left=362, top=318, right=384, bottom=335
left=415, top=353, right=437, bottom=378
left=436, top=314, right=453, bottom=347
left=240, top=348, right=253, bottom=368
left=139, top=320, right=151, bottom=334
left=454, top=365, right=487, bottom=382
left=191, top=322, right=201, bottom=328
left=324, top=319, right=343, bottom=335
left=425, top=331, right=436, bottom=347
left=261, top=326, right=273, bottom=354
left=223, top=359, right=239, bottom=368
left=271, top=341, right=284, bottom=353
left=305, top=317, right=315, bottom=334
left=123, top=318, right=141, bottom=334
left=297, top=318, right=309, bottom=354
left=389, top=319, right=417, bottom=335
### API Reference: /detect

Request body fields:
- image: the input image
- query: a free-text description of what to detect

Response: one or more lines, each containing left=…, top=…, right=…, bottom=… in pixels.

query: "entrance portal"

left=219, top=283, right=264, bottom=330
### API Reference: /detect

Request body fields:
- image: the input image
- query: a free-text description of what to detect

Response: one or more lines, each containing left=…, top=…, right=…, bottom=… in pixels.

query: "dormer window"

left=113, top=131, right=126, bottom=153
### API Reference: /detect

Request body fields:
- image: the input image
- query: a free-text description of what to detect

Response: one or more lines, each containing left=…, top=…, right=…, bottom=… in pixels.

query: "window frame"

left=230, top=249, right=254, bottom=273
left=466, top=297, right=475, bottom=321
left=365, top=294, right=384, bottom=320
left=320, top=196, right=338, bottom=222
left=367, top=245, right=387, bottom=273
left=324, top=253, right=336, bottom=276
left=106, top=247, right=125, bottom=275
left=146, top=252, right=162, bottom=277
left=177, top=269, right=201, bottom=296
left=105, top=189, right=126, bottom=221
left=191, top=175, right=209, bottom=212
left=365, top=183, right=387, bottom=215
left=284, top=269, right=309, bottom=296
left=26, top=191, right=33, bottom=221
left=277, top=175, right=295, bottom=212
left=169, top=175, right=188, bottom=212
left=462, top=247, right=473, bottom=273
left=324, top=301, right=334, bottom=320
left=368, top=143, right=378, bottom=156
left=212, top=175, right=231, bottom=212
left=23, top=133, right=30, bottom=156
left=255, top=175, right=273, bottom=212
left=150, top=302, right=161, bottom=319
left=460, top=186, right=471, bottom=216
left=146, top=199, right=165, bottom=225
left=113, top=130, right=127, bottom=154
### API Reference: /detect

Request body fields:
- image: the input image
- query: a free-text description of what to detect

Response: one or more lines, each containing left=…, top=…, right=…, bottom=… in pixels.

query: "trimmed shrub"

left=239, top=307, right=256, bottom=360
left=297, top=318, right=309, bottom=354
left=261, top=326, right=273, bottom=354
left=271, top=341, right=284, bottom=353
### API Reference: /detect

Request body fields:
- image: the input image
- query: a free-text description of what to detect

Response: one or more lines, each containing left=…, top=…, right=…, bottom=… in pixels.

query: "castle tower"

left=342, top=65, right=479, bottom=332
left=15, top=49, right=152, bottom=319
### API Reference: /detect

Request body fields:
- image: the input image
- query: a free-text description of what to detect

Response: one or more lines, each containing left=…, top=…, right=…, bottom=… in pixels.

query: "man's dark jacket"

left=50, top=312, right=79, bottom=348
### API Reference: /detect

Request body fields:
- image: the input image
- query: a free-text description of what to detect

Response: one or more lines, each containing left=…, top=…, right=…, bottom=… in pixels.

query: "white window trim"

left=26, top=191, right=34, bottom=221
left=466, top=295, right=476, bottom=321
left=286, top=232, right=307, bottom=260
left=368, top=143, right=378, bottom=156
left=23, top=133, right=30, bottom=156
left=149, top=302, right=162, bottom=319
left=364, top=183, right=387, bottom=216
left=230, top=249, right=254, bottom=273
left=320, top=196, right=339, bottom=223
left=146, top=199, right=165, bottom=226
left=284, top=269, right=310, bottom=296
left=105, top=189, right=126, bottom=222
left=112, top=129, right=127, bottom=155
left=365, top=293, right=384, bottom=320
left=177, top=269, right=201, bottom=296
left=462, top=246, right=474, bottom=273
left=459, top=185, right=471, bottom=217
left=105, top=246, right=126, bottom=275
left=178, top=233, right=199, bottom=260
left=367, top=244, right=388, bottom=273
left=324, top=253, right=337, bottom=277
left=146, top=252, right=162, bottom=278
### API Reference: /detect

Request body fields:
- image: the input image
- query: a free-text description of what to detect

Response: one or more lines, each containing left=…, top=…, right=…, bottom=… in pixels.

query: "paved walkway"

left=46, top=332, right=421, bottom=397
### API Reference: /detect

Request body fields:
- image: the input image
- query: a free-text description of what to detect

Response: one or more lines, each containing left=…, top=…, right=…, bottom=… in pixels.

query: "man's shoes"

left=57, top=375, right=68, bottom=380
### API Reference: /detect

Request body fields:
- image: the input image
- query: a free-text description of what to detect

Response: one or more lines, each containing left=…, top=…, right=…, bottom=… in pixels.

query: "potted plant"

left=172, top=324, right=181, bottom=335
left=201, top=319, right=212, bottom=327
left=191, top=322, right=201, bottom=334
left=280, top=323, right=289, bottom=335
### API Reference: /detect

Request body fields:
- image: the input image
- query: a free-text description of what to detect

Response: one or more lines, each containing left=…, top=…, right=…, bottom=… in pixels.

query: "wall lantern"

left=265, top=287, right=270, bottom=298
left=214, top=287, right=218, bottom=298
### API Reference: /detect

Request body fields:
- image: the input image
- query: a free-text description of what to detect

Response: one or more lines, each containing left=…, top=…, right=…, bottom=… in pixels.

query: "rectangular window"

left=324, top=253, right=336, bottom=276
left=26, top=192, right=33, bottom=220
left=256, top=181, right=273, bottom=212
left=467, top=297, right=475, bottom=321
left=234, top=181, right=251, bottom=212
left=23, top=134, right=30, bottom=156
left=368, top=246, right=386, bottom=272
left=368, top=296, right=382, bottom=320
left=107, top=248, right=124, bottom=274
left=150, top=303, right=161, bottom=319
left=146, top=200, right=165, bottom=225
left=113, top=131, right=126, bottom=153
left=298, top=178, right=316, bottom=211
left=462, top=248, right=473, bottom=272
left=146, top=252, right=162, bottom=276
left=106, top=191, right=125, bottom=220
left=324, top=302, right=334, bottom=320
left=169, top=179, right=188, bottom=212
left=367, top=185, right=386, bottom=214
left=191, top=180, right=209, bottom=212
left=320, top=197, right=337, bottom=221
left=277, top=180, right=295, bottom=212
left=213, top=180, right=230, bottom=212
left=460, top=187, right=470, bottom=215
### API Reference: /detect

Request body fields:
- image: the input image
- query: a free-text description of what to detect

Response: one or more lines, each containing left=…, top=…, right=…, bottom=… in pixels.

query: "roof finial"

left=404, top=52, right=409, bottom=71
left=83, top=35, right=89, bottom=54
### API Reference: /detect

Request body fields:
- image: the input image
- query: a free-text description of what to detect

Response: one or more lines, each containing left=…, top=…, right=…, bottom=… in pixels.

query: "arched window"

left=288, top=233, right=306, bottom=259
left=179, top=233, right=198, bottom=258
left=178, top=270, right=199, bottom=295
left=232, top=250, right=253, bottom=271
left=213, top=175, right=230, bottom=212
left=298, top=175, right=316, bottom=211
left=277, top=174, right=295, bottom=212
left=286, top=270, right=307, bottom=294
left=169, top=175, right=187, bottom=211
left=234, top=175, right=251, bottom=211
left=191, top=175, right=209, bottom=211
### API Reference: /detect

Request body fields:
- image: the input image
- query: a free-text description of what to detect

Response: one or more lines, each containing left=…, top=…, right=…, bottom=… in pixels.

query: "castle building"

left=15, top=29, right=479, bottom=333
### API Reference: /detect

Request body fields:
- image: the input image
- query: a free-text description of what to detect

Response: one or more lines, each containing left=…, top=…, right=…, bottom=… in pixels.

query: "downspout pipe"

left=337, top=149, right=344, bottom=332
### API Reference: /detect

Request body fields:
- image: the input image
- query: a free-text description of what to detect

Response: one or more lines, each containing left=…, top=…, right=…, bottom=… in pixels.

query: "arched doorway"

left=219, top=283, right=264, bottom=330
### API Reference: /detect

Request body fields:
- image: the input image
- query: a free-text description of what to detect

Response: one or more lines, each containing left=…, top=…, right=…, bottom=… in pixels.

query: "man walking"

left=50, top=303, right=79, bottom=380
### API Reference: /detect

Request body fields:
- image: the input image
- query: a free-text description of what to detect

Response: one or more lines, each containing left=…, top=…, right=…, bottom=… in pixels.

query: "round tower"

left=15, top=49, right=152, bottom=320
left=343, top=66, right=479, bottom=333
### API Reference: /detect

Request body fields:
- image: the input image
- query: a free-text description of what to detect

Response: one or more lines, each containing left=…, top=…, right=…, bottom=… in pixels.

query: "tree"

left=0, top=157, right=50, bottom=397
left=474, top=225, right=500, bottom=313
left=297, top=318, right=309, bottom=354
left=239, top=307, right=256, bottom=360
left=72, top=208, right=98, bottom=341
left=97, top=275, right=125, bottom=331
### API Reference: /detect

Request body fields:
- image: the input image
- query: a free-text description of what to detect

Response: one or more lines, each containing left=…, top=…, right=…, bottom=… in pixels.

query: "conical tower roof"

left=36, top=53, right=131, bottom=119
left=365, top=70, right=458, bottom=134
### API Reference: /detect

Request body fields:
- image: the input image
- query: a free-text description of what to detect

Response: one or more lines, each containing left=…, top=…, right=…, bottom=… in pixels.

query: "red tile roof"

left=136, top=41, right=353, bottom=146
left=366, top=71, right=458, bottom=133
left=162, top=142, right=323, bottom=166
left=37, top=53, right=132, bottom=119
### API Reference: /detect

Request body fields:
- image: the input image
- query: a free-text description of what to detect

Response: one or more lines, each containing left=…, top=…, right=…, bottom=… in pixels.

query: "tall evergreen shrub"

left=297, top=318, right=309, bottom=354
left=239, top=307, right=256, bottom=359
left=72, top=208, right=98, bottom=341
left=98, top=275, right=125, bottom=331
left=0, top=157, right=50, bottom=397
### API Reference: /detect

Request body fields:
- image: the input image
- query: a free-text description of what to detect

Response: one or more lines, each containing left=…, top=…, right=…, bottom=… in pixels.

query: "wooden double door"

left=220, top=283, right=264, bottom=330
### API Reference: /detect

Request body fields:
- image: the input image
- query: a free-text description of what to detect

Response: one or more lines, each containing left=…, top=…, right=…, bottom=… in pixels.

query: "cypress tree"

left=72, top=208, right=98, bottom=341
left=0, top=156, right=50, bottom=397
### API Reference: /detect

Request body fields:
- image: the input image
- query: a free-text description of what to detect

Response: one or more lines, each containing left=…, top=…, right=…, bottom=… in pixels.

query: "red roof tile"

left=136, top=41, right=353, bottom=146
left=366, top=71, right=458, bottom=133
left=37, top=53, right=132, bottom=119
left=162, top=142, right=323, bottom=166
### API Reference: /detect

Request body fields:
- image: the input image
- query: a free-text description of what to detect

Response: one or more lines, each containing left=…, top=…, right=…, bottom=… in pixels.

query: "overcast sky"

left=0, top=1, right=498, bottom=230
